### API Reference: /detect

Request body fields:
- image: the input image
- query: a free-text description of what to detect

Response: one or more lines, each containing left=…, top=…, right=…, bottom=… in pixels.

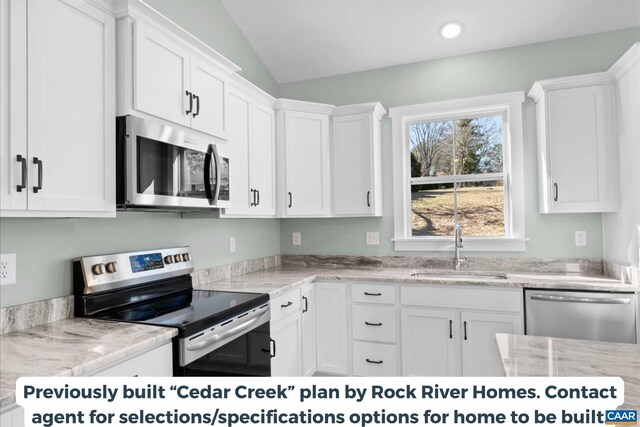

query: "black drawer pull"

left=464, top=321, right=468, bottom=340
left=366, top=359, right=383, bottom=364
left=288, top=192, right=292, bottom=208
left=364, top=292, right=381, bottom=296
left=302, top=296, right=308, bottom=313
left=449, top=319, right=453, bottom=339
left=367, top=190, right=371, bottom=207
left=365, top=322, right=382, bottom=326
left=281, top=301, right=293, bottom=308
left=553, top=183, right=559, bottom=202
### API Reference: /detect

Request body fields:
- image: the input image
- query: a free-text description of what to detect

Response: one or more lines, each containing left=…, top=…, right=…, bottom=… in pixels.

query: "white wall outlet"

left=229, top=237, right=236, bottom=253
left=575, top=231, right=587, bottom=247
left=366, top=232, right=380, bottom=246
left=0, top=253, right=16, bottom=286
left=292, top=232, right=301, bottom=246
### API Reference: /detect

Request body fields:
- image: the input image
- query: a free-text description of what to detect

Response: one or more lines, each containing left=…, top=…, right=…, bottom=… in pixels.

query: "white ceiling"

left=220, top=0, right=640, bottom=83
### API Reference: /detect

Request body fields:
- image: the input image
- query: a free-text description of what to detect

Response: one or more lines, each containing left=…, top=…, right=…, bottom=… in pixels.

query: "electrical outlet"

left=229, top=237, right=236, bottom=253
left=575, top=231, right=587, bottom=247
left=0, top=253, right=16, bottom=286
left=366, top=232, right=380, bottom=245
left=292, top=232, right=301, bottom=246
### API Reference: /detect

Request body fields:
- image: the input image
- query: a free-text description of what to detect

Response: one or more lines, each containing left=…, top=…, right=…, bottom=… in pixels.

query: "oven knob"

left=164, top=255, right=174, bottom=264
left=174, top=254, right=182, bottom=263
left=91, top=264, right=105, bottom=275
left=105, top=262, right=117, bottom=274
left=182, top=253, right=190, bottom=262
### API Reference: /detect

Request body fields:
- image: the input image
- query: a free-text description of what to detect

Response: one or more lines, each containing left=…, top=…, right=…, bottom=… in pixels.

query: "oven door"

left=176, top=305, right=271, bottom=376
left=124, top=116, right=219, bottom=209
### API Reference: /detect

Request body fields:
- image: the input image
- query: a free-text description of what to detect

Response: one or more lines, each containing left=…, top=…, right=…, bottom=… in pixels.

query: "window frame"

left=390, top=91, right=527, bottom=252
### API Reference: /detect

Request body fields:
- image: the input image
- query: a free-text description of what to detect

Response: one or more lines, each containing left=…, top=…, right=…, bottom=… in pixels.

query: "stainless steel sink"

left=410, top=271, right=508, bottom=280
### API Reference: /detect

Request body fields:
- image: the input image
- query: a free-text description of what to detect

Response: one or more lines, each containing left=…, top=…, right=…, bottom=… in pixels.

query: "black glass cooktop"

left=97, top=289, right=269, bottom=338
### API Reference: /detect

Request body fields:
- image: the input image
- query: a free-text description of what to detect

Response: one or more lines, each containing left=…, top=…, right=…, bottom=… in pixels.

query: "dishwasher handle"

left=529, top=294, right=631, bottom=305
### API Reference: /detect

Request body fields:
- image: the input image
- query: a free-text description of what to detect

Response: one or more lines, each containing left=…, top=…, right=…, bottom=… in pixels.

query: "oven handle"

left=186, top=306, right=268, bottom=352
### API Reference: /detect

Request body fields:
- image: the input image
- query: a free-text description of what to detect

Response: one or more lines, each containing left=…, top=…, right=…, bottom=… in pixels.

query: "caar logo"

left=605, top=410, right=637, bottom=425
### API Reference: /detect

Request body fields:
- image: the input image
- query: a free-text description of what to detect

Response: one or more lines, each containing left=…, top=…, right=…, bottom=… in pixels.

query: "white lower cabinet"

left=91, top=342, right=173, bottom=377
left=352, top=342, right=397, bottom=376
left=315, top=283, right=349, bottom=374
left=401, top=308, right=457, bottom=376
left=271, top=313, right=302, bottom=377
left=0, top=406, right=24, bottom=427
left=301, top=283, right=317, bottom=376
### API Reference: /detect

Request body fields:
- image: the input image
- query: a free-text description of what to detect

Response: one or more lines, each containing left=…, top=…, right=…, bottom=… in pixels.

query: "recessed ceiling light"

left=441, top=22, right=462, bottom=39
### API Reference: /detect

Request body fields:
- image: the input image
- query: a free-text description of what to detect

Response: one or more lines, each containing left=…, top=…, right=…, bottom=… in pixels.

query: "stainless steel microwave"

left=116, top=115, right=230, bottom=210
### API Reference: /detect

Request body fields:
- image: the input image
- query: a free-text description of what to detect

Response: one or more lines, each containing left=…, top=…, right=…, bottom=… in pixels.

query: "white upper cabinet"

left=223, top=81, right=276, bottom=217
left=116, top=2, right=239, bottom=140
left=276, top=100, right=332, bottom=217
left=332, top=103, right=385, bottom=216
left=529, top=74, right=617, bottom=213
left=1, top=0, right=115, bottom=217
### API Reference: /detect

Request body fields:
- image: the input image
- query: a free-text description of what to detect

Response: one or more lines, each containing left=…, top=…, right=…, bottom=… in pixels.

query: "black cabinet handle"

left=302, top=296, right=308, bottom=313
left=32, top=157, right=43, bottom=193
left=364, top=292, right=381, bottom=296
left=365, top=322, right=382, bottom=326
left=193, top=94, right=200, bottom=117
left=367, top=191, right=371, bottom=207
left=250, top=188, right=256, bottom=206
left=281, top=301, right=293, bottom=308
left=464, top=321, right=468, bottom=340
left=270, top=338, right=276, bottom=358
left=449, top=320, right=453, bottom=339
left=16, top=155, right=27, bottom=192
left=366, top=359, right=383, bottom=364
left=553, top=183, right=558, bottom=202
left=288, top=192, right=292, bottom=208
left=185, top=90, right=192, bottom=115
left=256, top=189, right=260, bottom=206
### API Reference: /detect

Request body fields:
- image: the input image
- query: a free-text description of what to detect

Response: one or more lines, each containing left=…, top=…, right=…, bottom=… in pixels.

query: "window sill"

left=391, top=237, right=528, bottom=252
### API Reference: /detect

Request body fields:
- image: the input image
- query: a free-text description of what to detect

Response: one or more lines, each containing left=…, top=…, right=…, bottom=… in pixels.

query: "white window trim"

left=389, top=91, right=527, bottom=252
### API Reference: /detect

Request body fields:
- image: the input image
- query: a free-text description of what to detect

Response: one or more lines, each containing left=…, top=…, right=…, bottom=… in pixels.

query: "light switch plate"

left=366, top=232, right=380, bottom=245
left=575, top=231, right=587, bottom=247
left=229, top=237, right=236, bottom=253
left=292, top=232, right=301, bottom=246
left=0, top=253, right=16, bottom=286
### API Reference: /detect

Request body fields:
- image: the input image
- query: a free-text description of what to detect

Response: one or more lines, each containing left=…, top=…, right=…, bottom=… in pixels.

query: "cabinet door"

left=251, top=103, right=276, bottom=215
left=226, top=88, right=252, bottom=211
left=315, top=283, right=349, bottom=374
left=92, top=343, right=173, bottom=377
left=460, top=311, right=523, bottom=376
left=190, top=55, right=227, bottom=138
left=1, top=0, right=27, bottom=211
left=301, top=283, right=317, bottom=376
left=401, top=308, right=457, bottom=376
left=332, top=113, right=373, bottom=215
left=0, top=406, right=24, bottom=427
left=547, top=85, right=615, bottom=212
left=284, top=111, right=331, bottom=216
left=134, top=21, right=190, bottom=127
left=271, top=315, right=302, bottom=377
left=26, top=0, right=115, bottom=213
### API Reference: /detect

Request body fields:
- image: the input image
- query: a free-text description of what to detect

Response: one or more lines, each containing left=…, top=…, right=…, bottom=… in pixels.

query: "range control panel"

left=76, top=247, right=194, bottom=294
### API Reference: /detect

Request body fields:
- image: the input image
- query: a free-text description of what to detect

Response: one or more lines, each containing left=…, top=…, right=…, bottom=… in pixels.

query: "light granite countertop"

left=196, top=266, right=639, bottom=296
left=0, top=318, right=177, bottom=410
left=496, top=333, right=640, bottom=409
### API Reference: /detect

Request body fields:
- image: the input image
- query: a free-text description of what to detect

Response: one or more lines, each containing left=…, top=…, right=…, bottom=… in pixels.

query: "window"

left=390, top=92, right=526, bottom=251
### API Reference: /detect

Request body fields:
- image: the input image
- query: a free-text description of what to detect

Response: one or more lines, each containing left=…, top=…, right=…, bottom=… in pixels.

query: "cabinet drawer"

left=92, top=342, right=172, bottom=377
left=351, top=283, right=395, bottom=305
left=352, top=305, right=397, bottom=343
left=352, top=342, right=397, bottom=376
left=401, top=286, right=522, bottom=313
left=270, top=288, right=301, bottom=323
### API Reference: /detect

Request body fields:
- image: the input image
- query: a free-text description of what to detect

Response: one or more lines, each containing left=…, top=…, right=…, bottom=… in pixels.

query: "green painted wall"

left=146, top=0, right=279, bottom=96
left=0, top=0, right=281, bottom=308
left=279, top=28, right=640, bottom=258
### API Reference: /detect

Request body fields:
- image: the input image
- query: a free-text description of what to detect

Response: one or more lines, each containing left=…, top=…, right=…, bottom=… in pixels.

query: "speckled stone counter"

left=0, top=318, right=177, bottom=410
left=496, top=333, right=640, bottom=409
left=196, top=266, right=639, bottom=296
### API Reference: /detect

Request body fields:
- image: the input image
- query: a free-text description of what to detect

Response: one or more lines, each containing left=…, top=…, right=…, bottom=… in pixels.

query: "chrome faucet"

left=454, top=223, right=467, bottom=270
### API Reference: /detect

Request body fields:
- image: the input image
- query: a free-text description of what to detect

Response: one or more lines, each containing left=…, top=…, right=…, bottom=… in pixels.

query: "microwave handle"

left=203, top=146, right=215, bottom=203
left=211, top=144, right=221, bottom=205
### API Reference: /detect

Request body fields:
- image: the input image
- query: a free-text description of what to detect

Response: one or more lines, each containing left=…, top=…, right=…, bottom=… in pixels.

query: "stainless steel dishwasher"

left=525, top=289, right=637, bottom=344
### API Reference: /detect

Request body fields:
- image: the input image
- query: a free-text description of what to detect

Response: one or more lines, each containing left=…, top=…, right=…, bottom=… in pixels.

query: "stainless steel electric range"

left=73, top=247, right=272, bottom=376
